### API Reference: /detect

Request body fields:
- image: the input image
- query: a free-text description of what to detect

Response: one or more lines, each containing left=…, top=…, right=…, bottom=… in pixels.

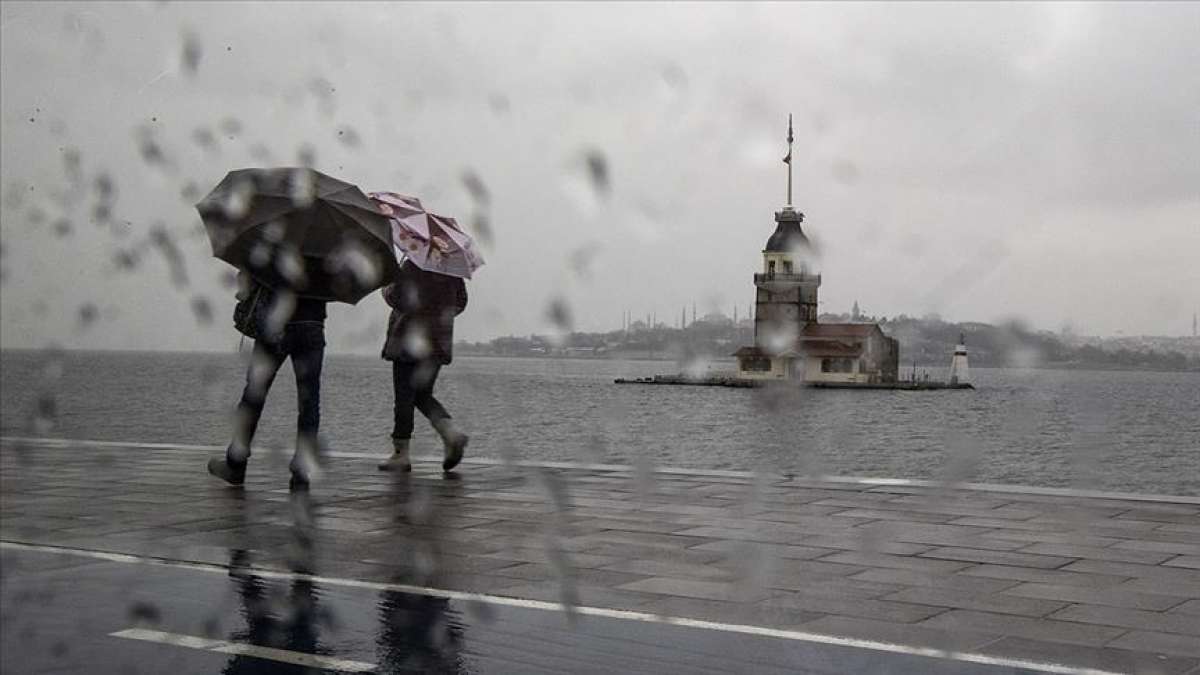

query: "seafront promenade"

left=2, top=436, right=1199, bottom=674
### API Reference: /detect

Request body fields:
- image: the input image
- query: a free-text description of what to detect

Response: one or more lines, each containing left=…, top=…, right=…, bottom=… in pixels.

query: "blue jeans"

left=229, top=322, right=325, bottom=462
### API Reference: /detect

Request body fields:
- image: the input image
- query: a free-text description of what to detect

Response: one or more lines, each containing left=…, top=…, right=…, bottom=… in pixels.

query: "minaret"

left=949, top=332, right=969, bottom=385
left=752, top=114, right=821, bottom=352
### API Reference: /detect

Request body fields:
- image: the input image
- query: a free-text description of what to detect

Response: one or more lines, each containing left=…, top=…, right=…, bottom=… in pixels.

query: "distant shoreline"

left=453, top=353, right=1200, bottom=373
left=1, top=349, right=1196, bottom=373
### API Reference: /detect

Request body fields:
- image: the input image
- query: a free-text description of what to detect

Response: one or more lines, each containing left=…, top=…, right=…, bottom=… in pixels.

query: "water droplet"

left=561, top=148, right=611, bottom=214
left=401, top=323, right=432, bottom=360
left=77, top=303, right=99, bottom=327
left=62, top=147, right=82, bottom=178
left=487, top=92, right=510, bottom=115
left=134, top=126, right=170, bottom=168
left=661, top=62, right=688, bottom=91
left=32, top=392, right=57, bottom=434
left=274, top=246, right=307, bottom=286
left=248, top=242, right=272, bottom=269
left=760, top=320, right=799, bottom=356
left=335, top=126, right=360, bottom=147
left=221, top=177, right=255, bottom=219
left=264, top=290, right=297, bottom=338
left=289, top=169, right=314, bottom=207
left=191, top=295, right=213, bottom=324
left=324, top=239, right=382, bottom=291
left=297, top=144, right=316, bottom=168
left=544, top=297, right=573, bottom=346
left=219, top=117, right=242, bottom=137
left=468, top=212, right=494, bottom=249
left=180, top=31, right=202, bottom=76
left=461, top=170, right=489, bottom=206
left=191, top=127, right=216, bottom=150
left=584, top=150, right=610, bottom=196
left=94, top=172, right=116, bottom=200
left=248, top=143, right=271, bottom=162
left=128, top=601, right=161, bottom=626
left=180, top=181, right=201, bottom=203
left=149, top=224, right=189, bottom=288
left=261, top=221, right=286, bottom=244
left=92, top=203, right=111, bottom=223
left=568, top=243, right=601, bottom=279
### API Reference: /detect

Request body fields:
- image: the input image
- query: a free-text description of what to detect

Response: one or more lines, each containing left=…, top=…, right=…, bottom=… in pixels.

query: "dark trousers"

left=392, top=360, right=449, bottom=440
left=230, top=322, right=326, bottom=461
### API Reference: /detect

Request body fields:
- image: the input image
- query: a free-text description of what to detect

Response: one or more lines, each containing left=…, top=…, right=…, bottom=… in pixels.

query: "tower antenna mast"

left=782, top=114, right=794, bottom=206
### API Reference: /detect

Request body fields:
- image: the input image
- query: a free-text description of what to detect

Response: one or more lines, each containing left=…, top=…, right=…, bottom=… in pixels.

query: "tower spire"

left=782, top=113, right=794, bottom=206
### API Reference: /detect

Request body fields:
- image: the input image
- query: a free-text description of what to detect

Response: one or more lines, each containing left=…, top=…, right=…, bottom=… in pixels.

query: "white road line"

left=3, top=540, right=1119, bottom=675
left=110, top=628, right=376, bottom=672
left=4, top=434, right=1198, bottom=504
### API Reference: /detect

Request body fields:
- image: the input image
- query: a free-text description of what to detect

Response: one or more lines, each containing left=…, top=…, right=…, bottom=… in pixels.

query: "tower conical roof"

left=764, top=206, right=810, bottom=252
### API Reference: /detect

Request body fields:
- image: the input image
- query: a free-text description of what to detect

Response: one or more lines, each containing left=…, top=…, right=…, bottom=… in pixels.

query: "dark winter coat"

left=381, top=263, right=468, bottom=365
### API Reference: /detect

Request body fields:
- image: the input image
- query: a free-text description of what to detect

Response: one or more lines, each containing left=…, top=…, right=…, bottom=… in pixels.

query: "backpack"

left=232, top=276, right=284, bottom=344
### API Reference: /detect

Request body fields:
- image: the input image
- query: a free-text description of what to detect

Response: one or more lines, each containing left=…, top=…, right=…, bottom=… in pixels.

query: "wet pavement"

left=2, top=436, right=1200, bottom=674
left=2, top=546, right=1043, bottom=675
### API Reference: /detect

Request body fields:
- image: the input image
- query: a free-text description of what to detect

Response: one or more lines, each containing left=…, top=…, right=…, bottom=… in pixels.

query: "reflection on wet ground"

left=2, top=546, right=1042, bottom=675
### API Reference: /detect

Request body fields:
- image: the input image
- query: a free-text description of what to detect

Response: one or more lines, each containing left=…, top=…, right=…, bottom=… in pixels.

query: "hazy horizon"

left=3, top=2, right=1198, bottom=353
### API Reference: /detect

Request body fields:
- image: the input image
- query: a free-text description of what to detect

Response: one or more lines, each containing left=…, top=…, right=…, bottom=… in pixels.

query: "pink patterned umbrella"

left=368, top=191, right=485, bottom=279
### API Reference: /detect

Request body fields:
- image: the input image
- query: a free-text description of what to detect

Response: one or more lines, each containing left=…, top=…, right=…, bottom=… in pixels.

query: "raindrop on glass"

left=191, top=295, right=213, bottom=324
left=180, top=31, right=202, bottom=76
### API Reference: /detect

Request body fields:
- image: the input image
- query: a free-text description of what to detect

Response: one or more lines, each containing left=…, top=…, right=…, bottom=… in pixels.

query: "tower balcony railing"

left=754, top=272, right=821, bottom=284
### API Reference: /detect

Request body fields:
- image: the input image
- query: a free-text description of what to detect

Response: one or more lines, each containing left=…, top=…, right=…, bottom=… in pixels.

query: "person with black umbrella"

left=208, top=272, right=329, bottom=490
left=198, top=168, right=395, bottom=489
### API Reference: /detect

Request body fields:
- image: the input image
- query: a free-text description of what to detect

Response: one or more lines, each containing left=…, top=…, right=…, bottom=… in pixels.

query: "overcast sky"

left=2, top=1, right=1198, bottom=353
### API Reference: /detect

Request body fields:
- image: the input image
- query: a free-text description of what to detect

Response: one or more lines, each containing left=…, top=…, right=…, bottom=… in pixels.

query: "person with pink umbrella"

left=370, top=192, right=484, bottom=473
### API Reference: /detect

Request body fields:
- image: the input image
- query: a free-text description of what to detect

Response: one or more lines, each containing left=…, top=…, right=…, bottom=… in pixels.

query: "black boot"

left=432, top=418, right=468, bottom=472
left=207, top=455, right=246, bottom=486
left=289, top=454, right=313, bottom=491
left=288, top=472, right=310, bottom=492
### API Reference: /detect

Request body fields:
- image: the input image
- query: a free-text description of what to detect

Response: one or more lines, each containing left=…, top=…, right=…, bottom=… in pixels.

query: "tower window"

left=821, top=358, right=854, bottom=373
left=783, top=260, right=793, bottom=274
left=743, top=357, right=772, bottom=372
left=768, top=260, right=776, bottom=275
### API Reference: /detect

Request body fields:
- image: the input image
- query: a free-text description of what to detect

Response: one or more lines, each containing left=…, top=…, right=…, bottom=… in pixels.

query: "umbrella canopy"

left=369, top=191, right=485, bottom=280
left=197, top=168, right=396, bottom=303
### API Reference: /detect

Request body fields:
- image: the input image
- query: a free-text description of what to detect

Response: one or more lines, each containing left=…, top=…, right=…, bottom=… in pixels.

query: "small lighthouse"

left=948, top=333, right=969, bottom=385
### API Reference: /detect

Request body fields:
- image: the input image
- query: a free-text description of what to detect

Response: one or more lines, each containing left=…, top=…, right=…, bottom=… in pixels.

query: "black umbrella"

left=196, top=167, right=396, bottom=304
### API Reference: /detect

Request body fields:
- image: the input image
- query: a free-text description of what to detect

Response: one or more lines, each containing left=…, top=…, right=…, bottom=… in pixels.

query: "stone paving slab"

left=2, top=436, right=1200, bottom=674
